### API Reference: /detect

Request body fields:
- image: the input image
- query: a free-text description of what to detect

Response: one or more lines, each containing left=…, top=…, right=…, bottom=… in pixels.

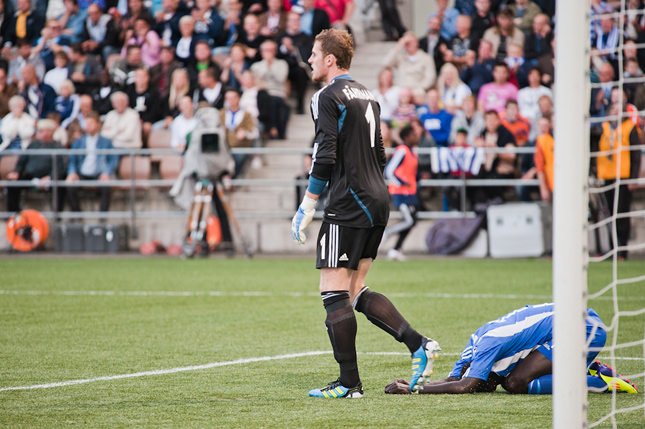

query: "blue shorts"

left=536, top=308, right=607, bottom=365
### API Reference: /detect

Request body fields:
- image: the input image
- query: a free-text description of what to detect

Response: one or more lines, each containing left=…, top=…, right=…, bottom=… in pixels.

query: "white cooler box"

left=487, top=203, right=551, bottom=258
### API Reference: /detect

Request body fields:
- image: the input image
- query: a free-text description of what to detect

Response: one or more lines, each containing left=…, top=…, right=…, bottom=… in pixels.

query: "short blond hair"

left=315, top=28, right=354, bottom=71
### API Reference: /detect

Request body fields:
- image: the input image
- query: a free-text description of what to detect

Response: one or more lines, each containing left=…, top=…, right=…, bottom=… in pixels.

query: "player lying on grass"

left=385, top=303, right=639, bottom=395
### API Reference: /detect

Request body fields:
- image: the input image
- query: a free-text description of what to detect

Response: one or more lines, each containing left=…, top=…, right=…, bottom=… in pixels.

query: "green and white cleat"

left=309, top=379, right=364, bottom=398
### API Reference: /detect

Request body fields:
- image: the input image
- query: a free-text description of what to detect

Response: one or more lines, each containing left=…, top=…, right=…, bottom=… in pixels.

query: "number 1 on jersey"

left=365, top=103, right=376, bottom=147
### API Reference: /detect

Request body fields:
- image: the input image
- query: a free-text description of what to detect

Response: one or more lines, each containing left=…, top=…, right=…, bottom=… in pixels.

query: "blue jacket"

left=419, top=109, right=454, bottom=147
left=68, top=134, right=118, bottom=177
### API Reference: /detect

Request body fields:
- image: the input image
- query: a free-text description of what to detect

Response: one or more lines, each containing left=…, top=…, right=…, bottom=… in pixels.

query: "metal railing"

left=2, top=145, right=642, bottom=233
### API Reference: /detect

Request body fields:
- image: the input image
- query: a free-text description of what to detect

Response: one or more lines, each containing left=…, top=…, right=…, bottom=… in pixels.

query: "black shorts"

left=315, top=222, right=385, bottom=270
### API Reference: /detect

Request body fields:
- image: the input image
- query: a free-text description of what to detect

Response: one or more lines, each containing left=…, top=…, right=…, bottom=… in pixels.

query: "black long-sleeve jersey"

left=309, top=75, right=390, bottom=228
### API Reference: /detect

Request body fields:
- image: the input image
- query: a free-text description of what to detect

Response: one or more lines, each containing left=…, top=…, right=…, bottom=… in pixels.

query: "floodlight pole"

left=553, top=0, right=590, bottom=428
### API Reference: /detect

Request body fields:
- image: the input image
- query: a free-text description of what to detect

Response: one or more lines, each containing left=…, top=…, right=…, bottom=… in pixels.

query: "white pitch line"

left=0, top=351, right=331, bottom=392
left=0, top=351, right=640, bottom=393
left=1, top=290, right=641, bottom=301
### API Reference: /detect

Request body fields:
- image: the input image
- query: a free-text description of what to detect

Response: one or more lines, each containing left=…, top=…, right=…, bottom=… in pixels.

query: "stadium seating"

left=118, top=156, right=151, bottom=190
left=148, top=129, right=173, bottom=163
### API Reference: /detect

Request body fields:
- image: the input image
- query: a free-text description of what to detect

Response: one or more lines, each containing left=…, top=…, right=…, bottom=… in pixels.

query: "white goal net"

left=555, top=1, right=645, bottom=427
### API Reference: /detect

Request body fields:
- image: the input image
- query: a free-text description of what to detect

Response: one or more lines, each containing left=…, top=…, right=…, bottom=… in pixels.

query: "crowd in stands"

left=1, top=0, right=643, bottom=239
left=0, top=0, right=338, bottom=214
left=374, top=0, right=643, bottom=214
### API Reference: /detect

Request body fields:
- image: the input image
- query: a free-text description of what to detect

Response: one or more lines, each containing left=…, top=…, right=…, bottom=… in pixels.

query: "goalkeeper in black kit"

left=291, top=28, right=440, bottom=398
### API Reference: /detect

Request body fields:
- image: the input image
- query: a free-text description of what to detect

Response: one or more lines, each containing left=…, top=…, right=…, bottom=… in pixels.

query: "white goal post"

left=552, top=0, right=590, bottom=428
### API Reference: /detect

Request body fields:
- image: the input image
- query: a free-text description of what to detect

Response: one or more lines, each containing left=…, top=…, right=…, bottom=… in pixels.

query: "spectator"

left=47, top=112, right=69, bottom=149
left=117, top=0, right=154, bottom=44
left=58, top=0, right=88, bottom=44
left=122, top=16, right=161, bottom=68
left=299, top=0, right=330, bottom=37
left=524, top=13, right=552, bottom=62
left=150, top=45, right=181, bottom=97
left=154, top=0, right=187, bottom=48
left=0, top=95, right=35, bottom=151
left=3, top=0, right=45, bottom=50
left=101, top=91, right=142, bottom=148
left=418, top=16, right=449, bottom=74
left=221, top=87, right=259, bottom=176
left=477, top=62, right=518, bottom=113
left=470, top=0, right=495, bottom=44
left=412, top=117, right=435, bottom=180
left=54, top=79, right=80, bottom=128
left=450, top=94, right=485, bottom=146
left=390, top=86, right=416, bottom=130
left=239, top=69, right=271, bottom=127
left=531, top=114, right=553, bottom=202
left=436, top=62, right=472, bottom=111
left=315, top=0, right=354, bottom=31
left=66, top=93, right=93, bottom=142
left=517, top=67, right=551, bottom=138
left=43, top=51, right=70, bottom=93
left=590, top=0, right=615, bottom=45
left=473, top=109, right=516, bottom=203
left=160, top=67, right=191, bottom=129
left=238, top=13, right=268, bottom=64
left=445, top=14, right=474, bottom=71
left=32, top=18, right=72, bottom=70
left=169, top=95, right=196, bottom=150
left=193, top=66, right=224, bottom=109
left=215, top=0, right=242, bottom=52
left=260, top=0, right=287, bottom=38
left=275, top=11, right=312, bottom=114
left=80, top=4, right=119, bottom=59
left=384, top=32, right=436, bottom=94
left=508, top=0, right=542, bottom=34
left=460, top=39, right=494, bottom=94
left=500, top=99, right=530, bottom=151
left=592, top=17, right=624, bottom=74
left=21, top=63, right=57, bottom=119
left=186, top=39, right=221, bottom=87
left=174, top=15, right=197, bottom=64
left=418, top=88, right=453, bottom=147
left=0, top=68, right=18, bottom=120
left=110, top=44, right=144, bottom=88
left=622, top=40, right=644, bottom=81
left=482, top=7, right=524, bottom=62
left=0, top=1, right=9, bottom=47
left=624, top=0, right=644, bottom=41
left=221, top=42, right=250, bottom=90
left=66, top=111, right=117, bottom=212
left=371, top=67, right=400, bottom=124
left=191, top=0, right=224, bottom=46
left=8, top=38, right=46, bottom=84
left=431, top=0, right=460, bottom=40
left=376, top=0, right=406, bottom=41
left=67, top=42, right=103, bottom=93
left=6, top=118, right=66, bottom=213
left=504, top=43, right=528, bottom=87
left=536, top=35, right=554, bottom=87
left=90, top=69, right=115, bottom=116
left=250, top=39, right=289, bottom=139
left=596, top=103, right=641, bottom=260
left=127, top=67, right=160, bottom=142
left=591, top=61, right=615, bottom=118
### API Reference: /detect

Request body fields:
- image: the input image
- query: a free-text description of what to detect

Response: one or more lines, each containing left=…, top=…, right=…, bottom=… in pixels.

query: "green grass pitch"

left=1, top=257, right=643, bottom=427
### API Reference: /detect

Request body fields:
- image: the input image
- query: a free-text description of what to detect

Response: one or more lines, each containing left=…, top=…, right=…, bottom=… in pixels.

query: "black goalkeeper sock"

left=354, top=287, right=424, bottom=354
left=321, top=290, right=360, bottom=388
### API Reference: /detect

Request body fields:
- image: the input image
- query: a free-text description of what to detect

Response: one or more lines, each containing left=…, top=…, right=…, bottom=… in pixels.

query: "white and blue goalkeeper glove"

left=291, top=195, right=316, bottom=244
